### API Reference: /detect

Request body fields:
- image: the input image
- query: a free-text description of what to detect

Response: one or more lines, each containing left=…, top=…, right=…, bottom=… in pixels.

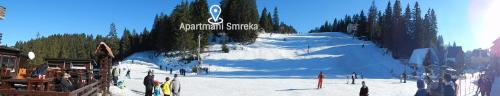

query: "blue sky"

left=0, top=0, right=497, bottom=51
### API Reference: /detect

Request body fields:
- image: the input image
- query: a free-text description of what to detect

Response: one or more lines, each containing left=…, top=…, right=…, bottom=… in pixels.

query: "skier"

left=352, top=72, right=356, bottom=84
left=307, top=45, right=310, bottom=54
left=170, top=68, right=173, bottom=74
left=415, top=79, right=430, bottom=96
left=162, top=77, right=172, bottom=96
left=359, top=81, right=369, bottom=96
left=143, top=71, right=155, bottom=96
left=170, top=74, right=181, bottom=96
left=126, top=69, right=131, bottom=79
left=400, top=73, right=403, bottom=83
left=403, top=72, right=407, bottom=83
left=317, top=71, right=324, bottom=89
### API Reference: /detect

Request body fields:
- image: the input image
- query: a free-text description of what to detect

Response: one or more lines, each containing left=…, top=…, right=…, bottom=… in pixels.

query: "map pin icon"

left=210, top=5, right=221, bottom=22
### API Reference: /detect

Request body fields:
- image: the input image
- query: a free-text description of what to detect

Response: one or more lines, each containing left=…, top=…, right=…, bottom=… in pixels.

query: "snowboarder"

left=317, top=71, right=324, bottom=89
left=162, top=77, right=172, bottom=96
left=415, top=79, right=430, bottom=96
left=359, top=81, right=369, bottom=96
left=171, top=74, right=181, bottom=96
left=144, top=71, right=155, bottom=96
left=352, top=72, right=356, bottom=84
left=126, top=69, right=131, bottom=79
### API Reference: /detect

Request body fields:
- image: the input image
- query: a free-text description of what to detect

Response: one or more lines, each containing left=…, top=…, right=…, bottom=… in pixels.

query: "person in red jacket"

left=317, top=71, right=324, bottom=89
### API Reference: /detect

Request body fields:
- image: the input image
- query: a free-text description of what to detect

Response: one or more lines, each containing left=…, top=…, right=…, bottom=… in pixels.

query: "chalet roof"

left=95, top=42, right=114, bottom=58
left=0, top=46, right=21, bottom=52
left=409, top=48, right=439, bottom=66
left=0, top=46, right=22, bottom=56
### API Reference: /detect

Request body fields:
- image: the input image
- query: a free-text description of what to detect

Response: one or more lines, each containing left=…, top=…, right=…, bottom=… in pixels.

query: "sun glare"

left=472, top=0, right=500, bottom=49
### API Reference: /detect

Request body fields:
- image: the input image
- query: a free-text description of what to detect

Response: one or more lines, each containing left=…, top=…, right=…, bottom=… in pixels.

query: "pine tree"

left=414, top=1, right=426, bottom=48
left=273, top=7, right=280, bottom=33
left=368, top=0, right=378, bottom=41
left=120, top=28, right=132, bottom=59
left=171, top=1, right=195, bottom=53
left=190, top=0, right=210, bottom=49
left=428, top=9, right=438, bottom=48
left=107, top=23, right=120, bottom=57
left=259, top=8, right=273, bottom=32
left=404, top=3, right=415, bottom=39
left=382, top=1, right=392, bottom=49
left=266, top=12, right=274, bottom=32
left=392, top=0, right=403, bottom=58
left=222, top=0, right=259, bottom=43
left=357, top=10, right=367, bottom=38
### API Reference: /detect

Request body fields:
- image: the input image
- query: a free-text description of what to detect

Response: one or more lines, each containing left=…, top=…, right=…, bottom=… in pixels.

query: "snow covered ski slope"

left=113, top=32, right=419, bottom=96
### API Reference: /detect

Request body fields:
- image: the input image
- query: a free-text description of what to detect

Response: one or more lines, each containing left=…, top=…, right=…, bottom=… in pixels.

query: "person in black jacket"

left=58, top=72, right=74, bottom=92
left=359, top=81, right=369, bottom=96
left=143, top=70, right=155, bottom=96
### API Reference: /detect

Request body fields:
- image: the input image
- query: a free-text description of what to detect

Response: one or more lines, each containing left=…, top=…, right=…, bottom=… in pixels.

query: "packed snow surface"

left=112, top=32, right=426, bottom=96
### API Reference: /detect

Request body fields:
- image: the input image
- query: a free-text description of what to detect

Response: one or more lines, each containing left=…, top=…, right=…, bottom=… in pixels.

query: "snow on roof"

left=95, top=42, right=115, bottom=58
left=409, top=48, right=429, bottom=65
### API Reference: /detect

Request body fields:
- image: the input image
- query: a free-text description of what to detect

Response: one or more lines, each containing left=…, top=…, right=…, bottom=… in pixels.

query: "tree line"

left=14, top=0, right=298, bottom=64
left=309, top=0, right=443, bottom=59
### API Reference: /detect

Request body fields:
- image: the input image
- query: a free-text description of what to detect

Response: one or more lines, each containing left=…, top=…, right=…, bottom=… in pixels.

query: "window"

left=1, top=55, right=15, bottom=72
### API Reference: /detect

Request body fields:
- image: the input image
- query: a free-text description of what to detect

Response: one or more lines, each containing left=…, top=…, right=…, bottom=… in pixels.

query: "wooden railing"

left=0, top=80, right=103, bottom=96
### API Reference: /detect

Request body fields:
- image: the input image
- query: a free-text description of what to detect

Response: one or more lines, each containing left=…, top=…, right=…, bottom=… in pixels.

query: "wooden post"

left=95, top=42, right=114, bottom=95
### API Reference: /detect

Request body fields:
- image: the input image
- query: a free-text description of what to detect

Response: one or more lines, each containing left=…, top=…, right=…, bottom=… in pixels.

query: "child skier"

left=154, top=80, right=161, bottom=96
